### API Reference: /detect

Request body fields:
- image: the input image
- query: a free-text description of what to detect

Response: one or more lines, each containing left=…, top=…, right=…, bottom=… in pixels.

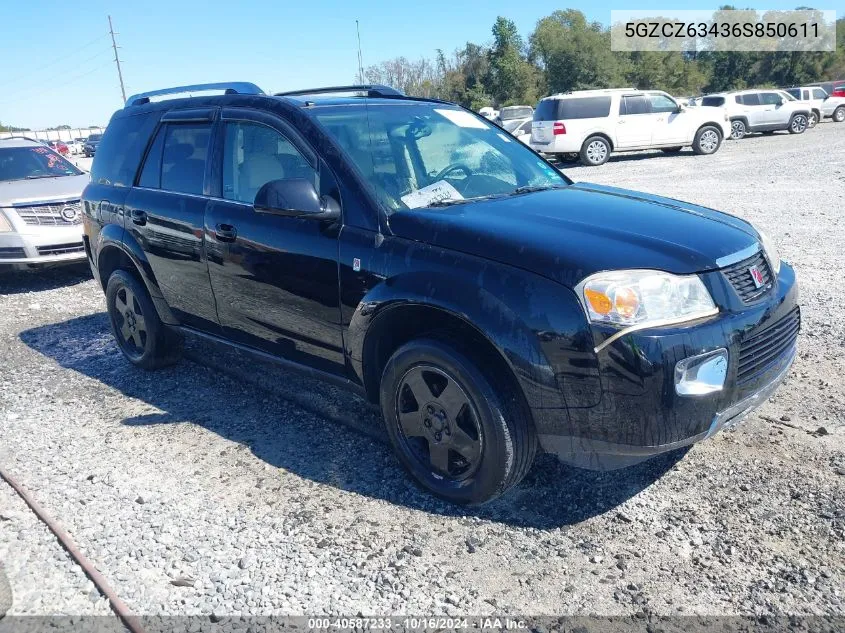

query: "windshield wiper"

left=510, top=184, right=568, bottom=195
left=426, top=194, right=504, bottom=208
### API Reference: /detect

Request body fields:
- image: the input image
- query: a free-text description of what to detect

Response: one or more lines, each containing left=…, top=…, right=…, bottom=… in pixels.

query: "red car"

left=45, top=140, right=69, bottom=156
left=811, top=80, right=845, bottom=99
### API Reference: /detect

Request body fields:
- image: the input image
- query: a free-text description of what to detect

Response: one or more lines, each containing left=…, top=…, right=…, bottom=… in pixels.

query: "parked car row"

left=492, top=82, right=845, bottom=166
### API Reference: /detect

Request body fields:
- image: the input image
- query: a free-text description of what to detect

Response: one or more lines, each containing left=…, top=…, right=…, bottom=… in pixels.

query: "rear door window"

left=812, top=88, right=827, bottom=99
left=701, top=96, right=725, bottom=107
left=739, top=93, right=761, bottom=106
left=620, top=95, right=649, bottom=115
left=137, top=123, right=212, bottom=195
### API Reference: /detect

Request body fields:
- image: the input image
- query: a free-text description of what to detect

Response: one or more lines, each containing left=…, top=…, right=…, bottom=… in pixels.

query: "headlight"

left=756, top=228, right=781, bottom=275
left=0, top=210, right=13, bottom=233
left=577, top=269, right=718, bottom=327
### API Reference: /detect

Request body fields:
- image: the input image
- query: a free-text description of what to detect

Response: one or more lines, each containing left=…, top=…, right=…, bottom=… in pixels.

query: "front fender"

left=347, top=266, right=589, bottom=413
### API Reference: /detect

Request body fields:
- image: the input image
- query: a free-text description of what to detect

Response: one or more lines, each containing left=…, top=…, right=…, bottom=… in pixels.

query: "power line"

left=108, top=15, right=127, bottom=104
left=1, top=33, right=110, bottom=86
left=356, top=20, right=365, bottom=84
left=1, top=48, right=113, bottom=101
left=0, top=61, right=113, bottom=108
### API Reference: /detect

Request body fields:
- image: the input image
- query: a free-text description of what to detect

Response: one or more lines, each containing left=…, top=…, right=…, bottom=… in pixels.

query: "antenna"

left=108, top=15, right=127, bottom=104
left=356, top=20, right=364, bottom=84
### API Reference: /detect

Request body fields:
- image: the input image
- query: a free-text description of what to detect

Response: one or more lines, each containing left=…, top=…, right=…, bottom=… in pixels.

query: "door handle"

left=618, top=119, right=625, bottom=124
left=215, top=223, right=237, bottom=242
left=130, top=209, right=147, bottom=226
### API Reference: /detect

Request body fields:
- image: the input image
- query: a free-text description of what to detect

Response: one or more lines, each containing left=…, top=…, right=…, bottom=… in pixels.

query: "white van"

left=530, top=89, right=731, bottom=166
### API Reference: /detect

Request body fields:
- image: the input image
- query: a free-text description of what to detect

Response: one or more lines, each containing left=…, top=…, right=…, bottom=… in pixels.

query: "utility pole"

left=356, top=20, right=364, bottom=84
left=108, top=15, right=126, bottom=104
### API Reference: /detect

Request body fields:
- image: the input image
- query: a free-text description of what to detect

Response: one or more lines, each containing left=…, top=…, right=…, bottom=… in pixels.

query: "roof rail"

left=274, top=84, right=404, bottom=98
left=0, top=135, right=43, bottom=143
left=125, top=82, right=265, bottom=107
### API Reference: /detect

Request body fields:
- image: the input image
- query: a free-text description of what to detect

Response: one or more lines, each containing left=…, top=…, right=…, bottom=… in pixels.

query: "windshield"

left=88, top=134, right=103, bottom=142
left=499, top=106, right=533, bottom=120
left=315, top=103, right=568, bottom=212
left=0, top=146, right=84, bottom=181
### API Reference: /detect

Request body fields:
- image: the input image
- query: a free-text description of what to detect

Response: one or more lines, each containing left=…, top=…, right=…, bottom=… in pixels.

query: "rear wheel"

left=692, top=126, right=722, bottom=155
left=788, top=114, right=808, bottom=134
left=106, top=269, right=182, bottom=370
left=579, top=136, right=611, bottom=166
left=380, top=338, right=536, bottom=505
left=730, top=120, right=746, bottom=140
left=808, top=111, right=819, bottom=127
left=833, top=106, right=845, bottom=123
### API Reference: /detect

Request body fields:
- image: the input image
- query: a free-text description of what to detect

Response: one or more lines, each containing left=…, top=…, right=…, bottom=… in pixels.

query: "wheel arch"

left=582, top=132, right=614, bottom=151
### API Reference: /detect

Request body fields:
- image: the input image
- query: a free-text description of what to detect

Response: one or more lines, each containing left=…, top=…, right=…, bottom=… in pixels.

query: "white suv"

left=529, top=89, right=731, bottom=166
left=782, top=86, right=845, bottom=126
left=711, top=89, right=812, bottom=139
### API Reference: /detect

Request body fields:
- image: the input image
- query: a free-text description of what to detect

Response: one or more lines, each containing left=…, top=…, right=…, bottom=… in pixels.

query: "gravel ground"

left=1, top=124, right=844, bottom=620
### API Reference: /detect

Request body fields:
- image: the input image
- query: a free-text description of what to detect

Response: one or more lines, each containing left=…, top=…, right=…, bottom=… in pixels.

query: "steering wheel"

left=434, top=164, right=472, bottom=182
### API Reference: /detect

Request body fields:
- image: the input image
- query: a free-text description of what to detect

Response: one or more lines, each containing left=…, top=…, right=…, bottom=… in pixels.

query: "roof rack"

left=274, top=84, right=404, bottom=98
left=124, top=82, right=265, bottom=107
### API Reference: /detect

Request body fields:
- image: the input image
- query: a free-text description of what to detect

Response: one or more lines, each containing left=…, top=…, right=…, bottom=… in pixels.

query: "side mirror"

left=254, top=179, right=339, bottom=221
left=675, top=104, right=685, bottom=113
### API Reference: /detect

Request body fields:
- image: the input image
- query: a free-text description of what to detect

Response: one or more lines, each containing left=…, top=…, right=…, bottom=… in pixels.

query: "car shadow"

left=0, top=263, right=92, bottom=295
left=19, top=313, right=688, bottom=529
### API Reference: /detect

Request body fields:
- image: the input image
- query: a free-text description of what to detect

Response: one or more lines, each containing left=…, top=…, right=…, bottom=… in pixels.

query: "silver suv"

left=0, top=137, right=90, bottom=269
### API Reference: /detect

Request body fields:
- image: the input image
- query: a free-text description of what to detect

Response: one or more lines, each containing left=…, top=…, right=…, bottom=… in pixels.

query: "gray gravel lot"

left=1, top=125, right=844, bottom=619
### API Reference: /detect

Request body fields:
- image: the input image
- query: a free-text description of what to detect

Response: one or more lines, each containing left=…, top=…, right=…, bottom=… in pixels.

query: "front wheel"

left=833, top=106, right=845, bottom=123
left=692, top=126, right=722, bottom=155
left=788, top=114, right=808, bottom=134
left=380, top=338, right=536, bottom=505
left=730, top=120, right=746, bottom=140
left=106, top=269, right=182, bottom=370
left=808, top=111, right=819, bottom=127
left=579, top=136, right=611, bottom=166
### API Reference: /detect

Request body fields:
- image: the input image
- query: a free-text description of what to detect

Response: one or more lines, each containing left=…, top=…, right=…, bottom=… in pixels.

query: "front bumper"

left=538, top=262, right=799, bottom=470
left=0, top=226, right=86, bottom=268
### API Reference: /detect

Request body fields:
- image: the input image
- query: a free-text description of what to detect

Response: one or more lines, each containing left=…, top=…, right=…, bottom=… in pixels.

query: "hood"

left=387, top=182, right=759, bottom=288
left=0, top=174, right=90, bottom=206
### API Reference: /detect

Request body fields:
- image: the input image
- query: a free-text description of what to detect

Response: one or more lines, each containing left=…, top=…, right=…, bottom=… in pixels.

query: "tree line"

left=363, top=8, right=845, bottom=109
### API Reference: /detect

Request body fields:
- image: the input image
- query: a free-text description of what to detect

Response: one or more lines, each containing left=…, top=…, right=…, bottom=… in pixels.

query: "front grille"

left=722, top=250, right=773, bottom=303
left=13, top=200, right=82, bottom=226
left=0, top=247, right=26, bottom=259
left=737, top=307, right=800, bottom=383
left=36, top=242, right=85, bottom=256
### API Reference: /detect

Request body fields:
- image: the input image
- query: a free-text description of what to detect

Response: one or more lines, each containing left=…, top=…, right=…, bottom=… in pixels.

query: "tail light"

left=553, top=122, right=566, bottom=135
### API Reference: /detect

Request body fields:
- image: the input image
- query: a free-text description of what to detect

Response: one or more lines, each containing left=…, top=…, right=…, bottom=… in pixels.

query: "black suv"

left=82, top=82, right=799, bottom=505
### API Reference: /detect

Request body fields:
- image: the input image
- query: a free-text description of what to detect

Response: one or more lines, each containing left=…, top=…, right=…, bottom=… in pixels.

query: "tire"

left=661, top=146, right=683, bottom=153
left=579, top=136, right=611, bottom=166
left=692, top=125, right=722, bottom=155
left=730, top=119, right=746, bottom=140
left=105, top=269, right=182, bottom=370
left=379, top=337, right=536, bottom=505
left=788, top=114, right=808, bottom=134
left=808, top=111, right=819, bottom=127
left=833, top=106, right=845, bottom=123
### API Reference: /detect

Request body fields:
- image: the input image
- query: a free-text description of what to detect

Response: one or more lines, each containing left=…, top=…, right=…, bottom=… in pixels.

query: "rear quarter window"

left=534, top=97, right=611, bottom=121
left=90, top=112, right=160, bottom=187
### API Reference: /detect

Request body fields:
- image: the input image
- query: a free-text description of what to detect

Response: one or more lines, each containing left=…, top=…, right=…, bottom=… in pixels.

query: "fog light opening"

left=675, top=348, right=728, bottom=396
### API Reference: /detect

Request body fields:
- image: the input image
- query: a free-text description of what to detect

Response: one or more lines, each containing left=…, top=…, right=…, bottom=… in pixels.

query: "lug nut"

left=434, top=432, right=442, bottom=441
left=424, top=418, right=432, bottom=428
left=426, top=405, right=435, bottom=414
left=444, top=427, right=451, bottom=436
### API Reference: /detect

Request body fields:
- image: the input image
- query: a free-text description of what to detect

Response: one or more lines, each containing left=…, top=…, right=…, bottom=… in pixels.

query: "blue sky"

left=0, top=0, right=823, bottom=129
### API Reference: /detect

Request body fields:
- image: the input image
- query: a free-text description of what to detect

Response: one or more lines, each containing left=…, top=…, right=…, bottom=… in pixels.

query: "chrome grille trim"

left=36, top=242, right=85, bottom=256
left=11, top=200, right=83, bottom=226
left=722, top=250, right=773, bottom=303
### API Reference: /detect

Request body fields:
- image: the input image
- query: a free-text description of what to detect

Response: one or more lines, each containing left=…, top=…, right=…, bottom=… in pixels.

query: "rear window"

left=90, top=113, right=160, bottom=187
left=534, top=96, right=612, bottom=121
left=701, top=96, right=725, bottom=107
left=499, top=106, right=533, bottom=120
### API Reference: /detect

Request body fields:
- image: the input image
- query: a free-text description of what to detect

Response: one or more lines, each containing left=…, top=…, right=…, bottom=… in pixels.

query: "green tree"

left=530, top=10, right=627, bottom=94
left=487, top=17, right=539, bottom=105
